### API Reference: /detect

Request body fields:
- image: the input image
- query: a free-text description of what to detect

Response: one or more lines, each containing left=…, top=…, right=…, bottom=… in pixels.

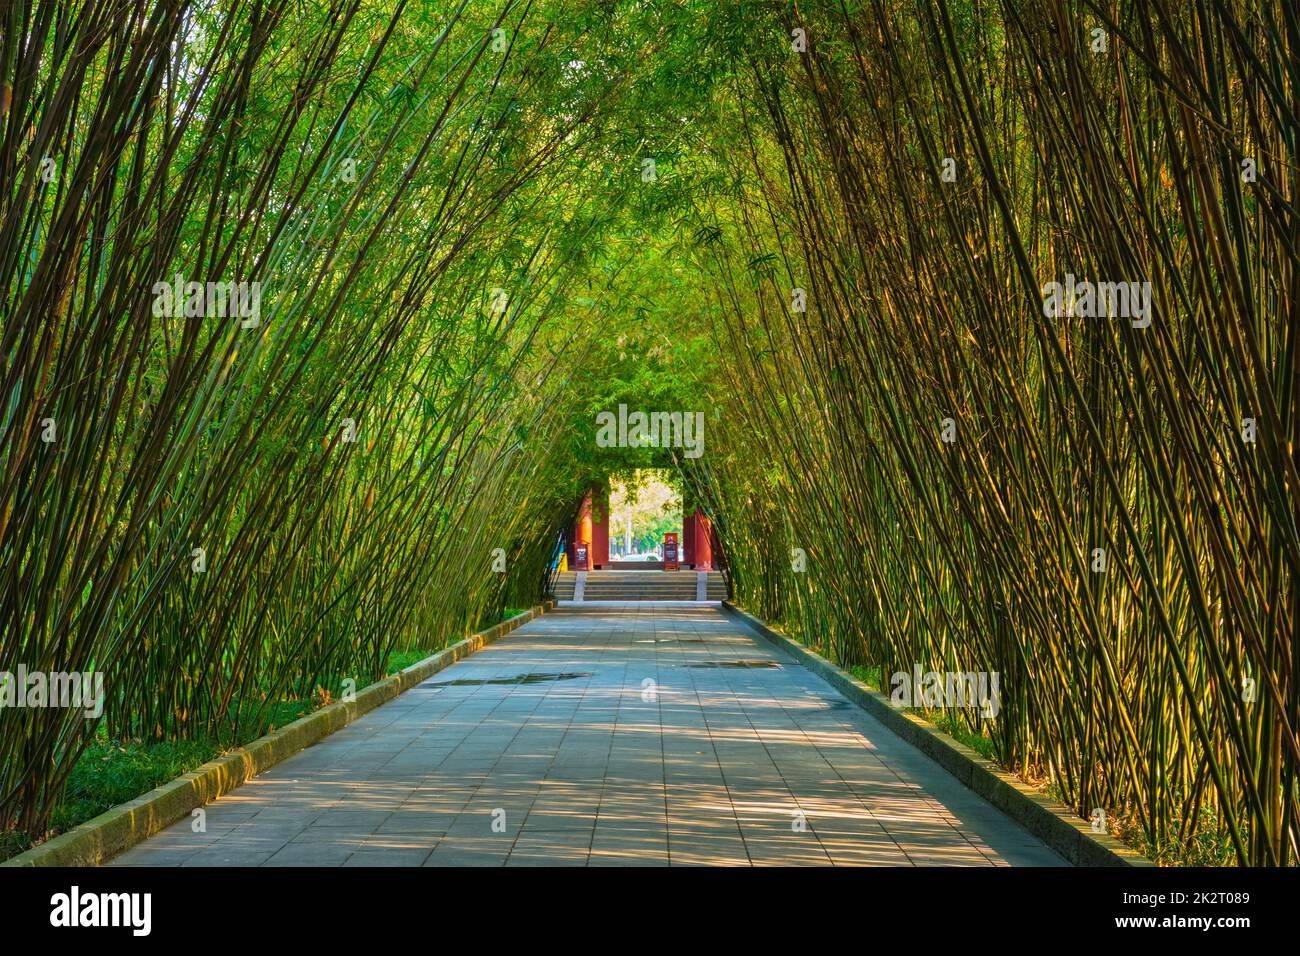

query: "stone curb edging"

left=3, top=601, right=554, bottom=868
left=723, top=602, right=1153, bottom=868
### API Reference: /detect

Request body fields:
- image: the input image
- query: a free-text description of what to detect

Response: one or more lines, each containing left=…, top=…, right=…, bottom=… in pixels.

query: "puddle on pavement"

left=633, top=638, right=705, bottom=644
left=429, top=672, right=593, bottom=686
left=681, top=659, right=781, bottom=669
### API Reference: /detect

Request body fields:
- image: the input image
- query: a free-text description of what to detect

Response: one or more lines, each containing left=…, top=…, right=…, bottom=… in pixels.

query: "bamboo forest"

left=1, top=0, right=1297, bottom=904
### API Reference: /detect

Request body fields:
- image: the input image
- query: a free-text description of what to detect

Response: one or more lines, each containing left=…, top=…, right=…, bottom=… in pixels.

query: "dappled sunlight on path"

left=110, top=604, right=1065, bottom=867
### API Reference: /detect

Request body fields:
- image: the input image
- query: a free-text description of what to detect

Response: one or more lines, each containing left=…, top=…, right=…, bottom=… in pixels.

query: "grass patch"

left=1, top=698, right=310, bottom=863
left=849, top=663, right=883, bottom=688
left=930, top=712, right=997, bottom=761
left=1, top=738, right=222, bottom=862
left=52, top=739, right=220, bottom=834
left=386, top=648, right=433, bottom=674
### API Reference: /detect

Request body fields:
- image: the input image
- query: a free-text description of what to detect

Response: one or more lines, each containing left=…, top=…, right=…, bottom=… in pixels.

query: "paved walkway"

left=110, top=603, right=1065, bottom=866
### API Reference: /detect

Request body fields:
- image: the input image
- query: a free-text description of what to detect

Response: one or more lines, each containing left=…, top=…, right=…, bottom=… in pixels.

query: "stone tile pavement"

left=109, top=602, right=1067, bottom=867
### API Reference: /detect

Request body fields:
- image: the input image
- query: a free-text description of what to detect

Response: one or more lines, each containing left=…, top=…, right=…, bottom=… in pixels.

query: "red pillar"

left=682, top=510, right=695, bottom=567
left=571, top=491, right=592, bottom=569
left=687, top=508, right=713, bottom=570
left=590, top=483, right=610, bottom=569
left=570, top=484, right=610, bottom=569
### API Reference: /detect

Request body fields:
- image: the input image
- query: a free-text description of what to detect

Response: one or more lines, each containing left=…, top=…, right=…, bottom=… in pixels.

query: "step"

left=548, top=570, right=728, bottom=602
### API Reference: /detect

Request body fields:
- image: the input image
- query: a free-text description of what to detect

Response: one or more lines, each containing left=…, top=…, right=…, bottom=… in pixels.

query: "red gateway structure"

left=564, top=482, right=720, bottom=570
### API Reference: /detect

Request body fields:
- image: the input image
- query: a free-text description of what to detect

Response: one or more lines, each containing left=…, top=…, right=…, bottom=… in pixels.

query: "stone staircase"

left=549, top=570, right=728, bottom=602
